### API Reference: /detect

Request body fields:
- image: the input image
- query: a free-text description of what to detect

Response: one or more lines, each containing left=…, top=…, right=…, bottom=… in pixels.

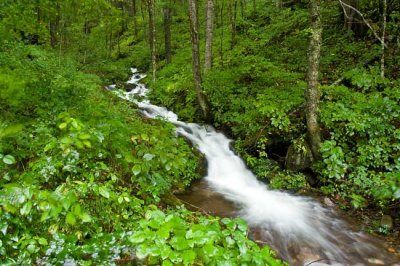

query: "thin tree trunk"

left=219, top=1, right=224, bottom=66
left=132, top=0, right=138, bottom=37
left=381, top=0, right=387, bottom=79
left=188, top=0, right=210, bottom=120
left=163, top=4, right=172, bottom=64
left=204, top=0, right=214, bottom=72
left=49, top=4, right=60, bottom=48
left=147, top=0, right=156, bottom=82
left=305, top=0, right=322, bottom=161
left=228, top=0, right=237, bottom=49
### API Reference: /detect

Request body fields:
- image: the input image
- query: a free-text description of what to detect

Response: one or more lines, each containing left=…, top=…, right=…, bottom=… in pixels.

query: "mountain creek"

left=112, top=68, right=400, bottom=266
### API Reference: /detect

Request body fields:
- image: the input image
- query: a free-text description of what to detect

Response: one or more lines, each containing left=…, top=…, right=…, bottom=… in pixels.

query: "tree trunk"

left=305, top=0, right=322, bottom=161
left=163, top=4, right=172, bottom=64
left=381, top=0, right=387, bottom=79
left=132, top=0, right=138, bottom=37
left=49, top=4, right=60, bottom=48
left=188, top=0, right=210, bottom=120
left=147, top=0, right=157, bottom=82
left=228, top=0, right=237, bottom=49
left=219, top=1, right=224, bottom=66
left=204, top=0, right=214, bottom=72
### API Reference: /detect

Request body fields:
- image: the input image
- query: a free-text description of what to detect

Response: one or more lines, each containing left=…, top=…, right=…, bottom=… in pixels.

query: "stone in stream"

left=125, top=83, right=137, bottom=92
left=367, top=258, right=385, bottom=265
left=380, top=215, right=393, bottom=231
left=323, top=197, right=335, bottom=207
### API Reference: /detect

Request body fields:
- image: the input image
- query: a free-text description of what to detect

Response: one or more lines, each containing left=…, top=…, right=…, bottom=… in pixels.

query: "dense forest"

left=0, top=0, right=399, bottom=264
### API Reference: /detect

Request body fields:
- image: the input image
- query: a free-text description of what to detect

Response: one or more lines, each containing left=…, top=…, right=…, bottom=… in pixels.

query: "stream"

left=111, top=68, right=399, bottom=266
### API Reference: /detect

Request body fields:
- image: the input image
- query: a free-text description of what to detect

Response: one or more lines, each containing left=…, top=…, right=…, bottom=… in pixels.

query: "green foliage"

left=268, top=171, right=308, bottom=191
left=318, top=82, right=400, bottom=207
left=0, top=35, right=285, bottom=264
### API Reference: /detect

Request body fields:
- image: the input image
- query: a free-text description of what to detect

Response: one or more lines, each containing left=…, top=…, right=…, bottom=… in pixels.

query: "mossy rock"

left=285, top=138, right=313, bottom=171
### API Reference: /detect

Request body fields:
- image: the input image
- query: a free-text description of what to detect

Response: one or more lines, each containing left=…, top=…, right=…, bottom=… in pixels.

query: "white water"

left=111, top=68, right=398, bottom=266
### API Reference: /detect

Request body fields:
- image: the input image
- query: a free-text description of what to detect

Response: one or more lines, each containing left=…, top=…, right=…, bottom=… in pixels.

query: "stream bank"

left=117, top=68, right=400, bottom=265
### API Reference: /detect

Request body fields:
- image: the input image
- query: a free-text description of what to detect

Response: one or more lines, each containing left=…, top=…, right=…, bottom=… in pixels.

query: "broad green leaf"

left=136, top=244, right=149, bottom=260
left=80, top=213, right=92, bottom=223
left=3, top=155, right=16, bottom=165
left=78, top=133, right=91, bottom=140
left=27, top=243, right=37, bottom=254
left=394, top=188, right=400, bottom=199
left=58, top=122, right=68, bottom=129
left=162, top=260, right=173, bottom=266
left=20, top=201, right=33, bottom=216
left=83, top=140, right=91, bottom=148
left=71, top=120, right=79, bottom=129
left=181, top=249, right=196, bottom=265
left=141, top=133, right=149, bottom=141
left=170, top=236, right=189, bottom=251
left=38, top=238, right=48, bottom=246
left=66, top=212, right=76, bottom=225
left=129, top=232, right=146, bottom=244
left=99, top=186, right=110, bottom=198
left=40, top=212, right=50, bottom=222
left=118, top=196, right=124, bottom=204
left=132, top=165, right=141, bottom=176
left=72, top=204, right=82, bottom=216
left=143, top=153, right=155, bottom=161
left=0, top=223, right=7, bottom=236
left=203, top=242, right=217, bottom=257
left=157, top=226, right=170, bottom=239
left=236, top=219, right=248, bottom=232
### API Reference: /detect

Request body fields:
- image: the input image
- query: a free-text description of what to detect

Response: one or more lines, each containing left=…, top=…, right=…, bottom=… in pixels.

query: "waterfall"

left=110, top=68, right=398, bottom=266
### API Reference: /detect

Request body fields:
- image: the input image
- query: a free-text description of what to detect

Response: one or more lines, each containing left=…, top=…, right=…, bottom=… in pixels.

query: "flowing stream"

left=112, top=68, right=399, bottom=266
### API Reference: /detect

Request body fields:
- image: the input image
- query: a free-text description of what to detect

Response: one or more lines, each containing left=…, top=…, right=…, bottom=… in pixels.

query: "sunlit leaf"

left=132, top=165, right=141, bottom=176
left=66, top=212, right=76, bottom=225
left=58, top=122, right=68, bottom=129
left=3, top=155, right=16, bottom=165
left=99, top=186, right=110, bottom=198
left=20, top=201, right=33, bottom=216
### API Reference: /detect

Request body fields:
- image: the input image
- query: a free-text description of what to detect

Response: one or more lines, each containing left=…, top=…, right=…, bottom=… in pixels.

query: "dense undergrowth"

left=0, top=42, right=285, bottom=264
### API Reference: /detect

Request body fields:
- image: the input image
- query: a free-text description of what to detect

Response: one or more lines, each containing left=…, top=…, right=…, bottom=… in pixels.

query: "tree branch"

left=338, top=0, right=388, bottom=48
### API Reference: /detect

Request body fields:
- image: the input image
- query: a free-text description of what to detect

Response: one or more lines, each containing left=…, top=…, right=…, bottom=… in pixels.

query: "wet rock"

left=125, top=83, right=137, bottom=92
left=380, top=215, right=393, bottom=231
left=323, top=197, right=335, bottom=207
left=367, top=258, right=385, bottom=265
left=285, top=138, right=313, bottom=171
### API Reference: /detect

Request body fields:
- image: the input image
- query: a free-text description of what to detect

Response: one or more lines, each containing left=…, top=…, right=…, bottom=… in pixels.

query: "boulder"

left=125, top=83, right=137, bottom=92
left=285, top=138, right=313, bottom=171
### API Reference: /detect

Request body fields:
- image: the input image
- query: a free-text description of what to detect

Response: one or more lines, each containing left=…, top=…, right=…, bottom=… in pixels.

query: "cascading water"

left=111, top=68, right=399, bottom=266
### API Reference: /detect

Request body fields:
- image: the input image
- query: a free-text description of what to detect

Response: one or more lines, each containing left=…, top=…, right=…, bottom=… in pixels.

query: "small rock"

left=323, top=197, right=335, bottom=207
left=367, top=258, right=385, bottom=265
left=380, top=215, right=393, bottom=231
left=388, top=247, right=395, bottom=253
left=125, top=83, right=137, bottom=92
